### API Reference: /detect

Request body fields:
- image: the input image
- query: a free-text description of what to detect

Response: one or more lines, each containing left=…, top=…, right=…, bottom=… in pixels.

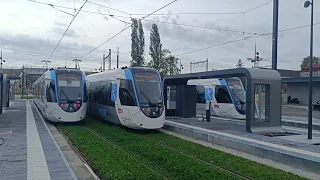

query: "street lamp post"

left=304, top=0, right=314, bottom=139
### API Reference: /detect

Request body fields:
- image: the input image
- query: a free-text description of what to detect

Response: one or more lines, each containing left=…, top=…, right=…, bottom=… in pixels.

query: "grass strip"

left=60, top=117, right=306, bottom=180
left=61, top=122, right=241, bottom=180
left=136, top=130, right=305, bottom=180
left=61, top=125, right=162, bottom=180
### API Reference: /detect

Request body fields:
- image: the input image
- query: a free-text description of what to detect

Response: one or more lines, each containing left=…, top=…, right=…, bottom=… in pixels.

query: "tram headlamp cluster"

left=60, top=102, right=81, bottom=112
left=236, top=104, right=245, bottom=111
left=141, top=106, right=163, bottom=118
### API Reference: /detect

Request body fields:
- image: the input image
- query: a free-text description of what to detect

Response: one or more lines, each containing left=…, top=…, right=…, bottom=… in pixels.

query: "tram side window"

left=46, top=80, right=57, bottom=102
left=37, top=84, right=40, bottom=99
left=196, top=86, right=206, bottom=104
left=119, top=79, right=137, bottom=106
left=39, top=83, right=43, bottom=99
left=38, top=84, right=41, bottom=99
left=42, top=81, right=45, bottom=100
left=106, top=82, right=115, bottom=107
left=90, top=82, right=99, bottom=103
left=36, top=84, right=40, bottom=99
left=97, top=82, right=107, bottom=105
left=215, top=85, right=232, bottom=103
left=83, top=82, right=88, bottom=102
left=93, top=82, right=102, bottom=104
left=89, top=82, right=95, bottom=102
left=35, top=85, right=37, bottom=99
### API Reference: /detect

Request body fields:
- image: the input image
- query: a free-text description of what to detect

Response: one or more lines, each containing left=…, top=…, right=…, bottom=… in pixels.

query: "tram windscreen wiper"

left=140, top=91, right=154, bottom=107
left=60, top=89, right=71, bottom=102
left=230, top=89, right=244, bottom=104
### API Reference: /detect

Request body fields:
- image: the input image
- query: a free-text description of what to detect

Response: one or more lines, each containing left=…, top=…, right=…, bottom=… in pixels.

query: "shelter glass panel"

left=254, top=84, right=270, bottom=122
left=166, top=86, right=176, bottom=109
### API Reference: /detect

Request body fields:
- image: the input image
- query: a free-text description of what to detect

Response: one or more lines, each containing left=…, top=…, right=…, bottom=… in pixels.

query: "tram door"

left=213, top=85, right=234, bottom=118
left=117, top=79, right=137, bottom=121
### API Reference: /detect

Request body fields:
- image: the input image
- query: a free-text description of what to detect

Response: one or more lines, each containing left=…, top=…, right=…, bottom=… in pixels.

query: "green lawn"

left=59, top=117, right=305, bottom=180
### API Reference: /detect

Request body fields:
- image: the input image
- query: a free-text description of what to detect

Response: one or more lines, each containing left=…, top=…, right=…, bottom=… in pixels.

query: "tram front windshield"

left=133, top=72, right=162, bottom=107
left=57, top=74, right=82, bottom=102
left=226, top=78, right=246, bottom=103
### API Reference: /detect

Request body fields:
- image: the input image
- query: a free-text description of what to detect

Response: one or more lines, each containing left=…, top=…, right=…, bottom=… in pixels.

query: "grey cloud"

left=54, top=21, right=68, bottom=27
left=0, top=33, right=105, bottom=68
left=144, top=16, right=238, bottom=48
left=97, top=6, right=111, bottom=21
left=51, top=27, right=79, bottom=37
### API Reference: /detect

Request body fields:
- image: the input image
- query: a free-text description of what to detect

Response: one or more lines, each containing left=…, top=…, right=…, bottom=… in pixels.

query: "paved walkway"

left=0, top=100, right=77, bottom=180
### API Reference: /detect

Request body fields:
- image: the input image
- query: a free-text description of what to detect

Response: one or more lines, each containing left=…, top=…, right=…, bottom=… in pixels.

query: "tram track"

left=85, top=126, right=251, bottom=180
left=84, top=127, right=169, bottom=180
left=133, top=131, right=252, bottom=180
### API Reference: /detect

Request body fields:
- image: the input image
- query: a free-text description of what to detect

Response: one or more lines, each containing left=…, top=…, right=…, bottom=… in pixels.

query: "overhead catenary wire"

left=174, top=22, right=320, bottom=57
left=124, top=17, right=264, bottom=35
left=27, top=0, right=129, bottom=18
left=79, top=0, right=178, bottom=59
left=4, top=21, right=319, bottom=67
left=175, top=34, right=265, bottom=57
left=87, top=0, right=131, bottom=15
left=85, top=0, right=272, bottom=16
left=26, top=0, right=271, bottom=16
left=47, top=0, right=88, bottom=61
left=50, top=5, right=74, bottom=16
left=1, top=48, right=131, bottom=60
left=109, top=15, right=131, bottom=24
left=243, top=1, right=272, bottom=13
left=26, top=0, right=269, bottom=35
left=24, top=0, right=319, bottom=63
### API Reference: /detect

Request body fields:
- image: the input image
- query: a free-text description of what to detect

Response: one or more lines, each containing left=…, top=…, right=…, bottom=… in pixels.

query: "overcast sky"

left=0, top=0, right=319, bottom=73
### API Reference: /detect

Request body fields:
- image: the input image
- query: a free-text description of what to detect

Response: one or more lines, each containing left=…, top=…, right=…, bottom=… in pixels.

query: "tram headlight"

left=236, top=104, right=243, bottom=110
left=142, top=107, right=150, bottom=116
left=236, top=104, right=245, bottom=112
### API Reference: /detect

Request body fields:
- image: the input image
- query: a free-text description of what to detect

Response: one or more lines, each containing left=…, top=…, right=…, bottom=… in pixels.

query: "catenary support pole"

left=272, top=0, right=279, bottom=70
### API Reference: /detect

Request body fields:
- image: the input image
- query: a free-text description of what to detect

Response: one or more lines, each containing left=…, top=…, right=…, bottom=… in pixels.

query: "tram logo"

left=111, top=84, right=118, bottom=102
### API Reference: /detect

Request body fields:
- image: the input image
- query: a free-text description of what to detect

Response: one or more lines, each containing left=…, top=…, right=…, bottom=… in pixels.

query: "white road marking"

left=166, top=120, right=320, bottom=158
left=2, top=102, right=14, bottom=113
left=26, top=100, right=51, bottom=180
left=283, top=105, right=308, bottom=110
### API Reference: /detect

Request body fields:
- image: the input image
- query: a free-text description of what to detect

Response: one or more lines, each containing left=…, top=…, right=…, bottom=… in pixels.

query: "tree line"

left=130, top=18, right=180, bottom=77
left=301, top=56, right=320, bottom=71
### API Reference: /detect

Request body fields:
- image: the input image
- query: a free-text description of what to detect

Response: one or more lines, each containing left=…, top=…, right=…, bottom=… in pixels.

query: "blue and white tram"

left=86, top=67, right=165, bottom=129
left=33, top=68, right=88, bottom=122
left=187, top=77, right=246, bottom=119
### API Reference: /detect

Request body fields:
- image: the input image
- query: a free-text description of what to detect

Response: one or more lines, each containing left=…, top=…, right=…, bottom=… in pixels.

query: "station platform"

left=0, top=100, right=77, bottom=180
left=282, top=116, right=320, bottom=131
left=164, top=116, right=320, bottom=174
